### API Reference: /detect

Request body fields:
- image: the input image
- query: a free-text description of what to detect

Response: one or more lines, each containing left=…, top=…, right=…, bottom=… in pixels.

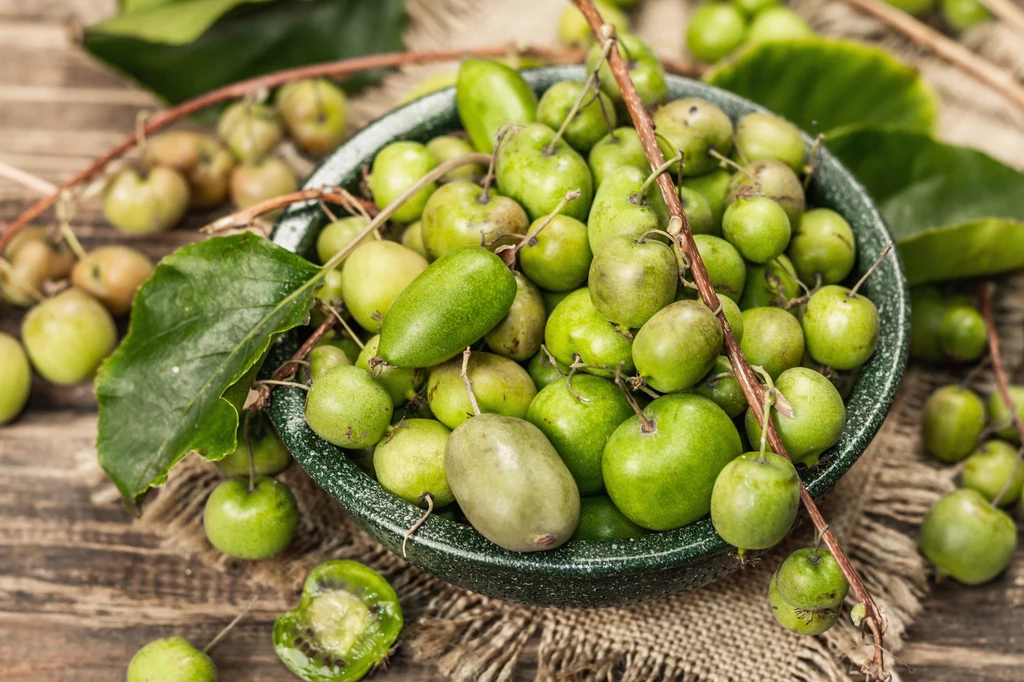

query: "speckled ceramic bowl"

left=265, top=66, right=909, bottom=608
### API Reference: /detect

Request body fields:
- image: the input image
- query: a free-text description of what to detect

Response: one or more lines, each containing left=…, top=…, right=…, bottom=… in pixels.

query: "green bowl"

left=266, top=66, right=909, bottom=608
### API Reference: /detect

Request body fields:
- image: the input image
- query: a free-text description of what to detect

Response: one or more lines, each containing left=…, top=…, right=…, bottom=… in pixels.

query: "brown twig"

left=0, top=45, right=700, bottom=251
left=574, top=1, right=889, bottom=677
left=839, top=0, right=1024, bottom=117
left=977, top=283, right=1024, bottom=507
left=977, top=0, right=1024, bottom=38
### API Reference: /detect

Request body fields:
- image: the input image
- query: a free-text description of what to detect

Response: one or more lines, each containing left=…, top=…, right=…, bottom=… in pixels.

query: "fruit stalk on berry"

left=572, top=0, right=889, bottom=677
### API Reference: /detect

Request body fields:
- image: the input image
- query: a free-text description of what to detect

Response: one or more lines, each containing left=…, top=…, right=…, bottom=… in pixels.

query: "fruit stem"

left=566, top=354, right=592, bottom=403
left=543, top=37, right=614, bottom=156
left=613, top=363, right=655, bottom=434
left=574, top=1, right=888, bottom=676
left=402, top=493, right=435, bottom=558
left=54, top=192, right=88, bottom=262
left=803, top=131, right=825, bottom=191
left=707, top=149, right=760, bottom=191
left=203, top=593, right=260, bottom=654
left=539, top=344, right=567, bottom=377
left=243, top=411, right=256, bottom=494
left=847, top=242, right=893, bottom=299
left=636, top=151, right=682, bottom=202
left=460, top=347, right=482, bottom=417
left=506, top=190, right=582, bottom=260
left=978, top=283, right=1024, bottom=508
left=255, top=379, right=311, bottom=391
left=0, top=257, right=44, bottom=303
left=322, top=302, right=366, bottom=349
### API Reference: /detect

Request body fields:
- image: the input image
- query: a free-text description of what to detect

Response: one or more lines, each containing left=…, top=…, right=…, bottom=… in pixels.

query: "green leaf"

left=96, top=0, right=273, bottom=45
left=826, top=126, right=1024, bottom=284
left=704, top=39, right=938, bottom=136
left=898, top=218, right=1024, bottom=285
left=84, top=0, right=406, bottom=105
left=96, top=233, right=320, bottom=502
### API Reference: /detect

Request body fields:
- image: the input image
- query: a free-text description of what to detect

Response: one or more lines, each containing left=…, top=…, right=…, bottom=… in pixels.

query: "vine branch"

left=0, top=45, right=699, bottom=251
left=978, top=283, right=1024, bottom=444
left=977, top=0, right=1024, bottom=39
left=839, top=0, right=1024, bottom=116
left=573, top=1, right=888, bottom=677
left=978, top=283, right=1024, bottom=508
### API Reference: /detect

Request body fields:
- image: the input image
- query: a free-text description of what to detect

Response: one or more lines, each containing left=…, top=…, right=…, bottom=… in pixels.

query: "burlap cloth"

left=131, top=1, right=1024, bottom=679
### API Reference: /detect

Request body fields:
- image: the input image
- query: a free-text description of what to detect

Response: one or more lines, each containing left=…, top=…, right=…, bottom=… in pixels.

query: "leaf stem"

left=573, top=1, right=889, bottom=677
left=0, top=45, right=700, bottom=251
left=977, top=282, right=1024, bottom=508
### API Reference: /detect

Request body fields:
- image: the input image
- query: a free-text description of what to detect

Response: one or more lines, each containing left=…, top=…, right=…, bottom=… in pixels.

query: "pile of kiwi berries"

left=284, top=36, right=888, bottom=640
left=5, top=23, right=899, bottom=679
left=685, top=0, right=815, bottom=64
left=918, top=380, right=1021, bottom=585
left=883, top=0, right=993, bottom=32
left=0, top=78, right=350, bottom=429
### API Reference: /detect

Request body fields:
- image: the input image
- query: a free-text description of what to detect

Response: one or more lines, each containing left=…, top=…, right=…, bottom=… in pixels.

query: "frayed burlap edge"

left=126, top=1, right=1024, bottom=679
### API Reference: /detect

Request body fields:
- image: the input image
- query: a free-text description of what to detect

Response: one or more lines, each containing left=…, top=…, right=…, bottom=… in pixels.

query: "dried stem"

left=978, top=0, right=1024, bottom=38
left=402, top=493, right=434, bottom=558
left=0, top=45, right=699, bottom=251
left=978, top=283, right=1024, bottom=507
left=324, top=303, right=366, bottom=349
left=460, top=347, right=482, bottom=417
left=839, top=0, right=1024, bottom=116
left=574, top=1, right=888, bottom=677
left=848, top=242, right=892, bottom=298
left=203, top=593, right=260, bottom=654
left=504, top=190, right=582, bottom=259
left=0, top=159, right=57, bottom=195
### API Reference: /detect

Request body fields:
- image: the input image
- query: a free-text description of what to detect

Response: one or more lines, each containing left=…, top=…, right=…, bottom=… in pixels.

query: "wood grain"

left=1, top=1, right=1022, bottom=680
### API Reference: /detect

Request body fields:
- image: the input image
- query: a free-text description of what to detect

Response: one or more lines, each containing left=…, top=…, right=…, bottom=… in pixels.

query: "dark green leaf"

left=704, top=39, right=938, bottom=136
left=84, top=0, right=405, bottom=105
left=96, top=233, right=320, bottom=502
left=826, top=126, right=1024, bottom=284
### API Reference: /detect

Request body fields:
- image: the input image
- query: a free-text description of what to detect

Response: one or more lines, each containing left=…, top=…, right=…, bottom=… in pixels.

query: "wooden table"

left=1, top=3, right=1022, bottom=680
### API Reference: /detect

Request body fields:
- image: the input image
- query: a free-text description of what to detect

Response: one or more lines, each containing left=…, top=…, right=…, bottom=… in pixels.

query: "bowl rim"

left=268, top=65, right=910, bottom=578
